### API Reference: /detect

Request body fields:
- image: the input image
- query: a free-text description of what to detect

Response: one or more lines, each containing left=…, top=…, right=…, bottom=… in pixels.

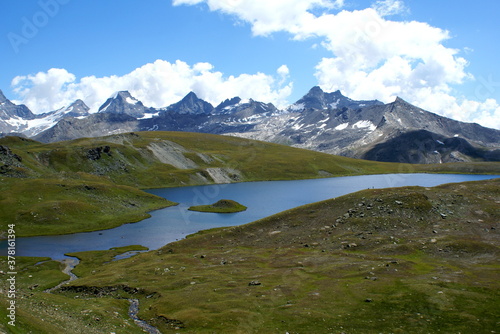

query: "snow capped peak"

left=108, top=91, right=139, bottom=104
left=65, top=99, right=90, bottom=116
left=3, top=85, right=498, bottom=167
left=98, top=91, right=145, bottom=117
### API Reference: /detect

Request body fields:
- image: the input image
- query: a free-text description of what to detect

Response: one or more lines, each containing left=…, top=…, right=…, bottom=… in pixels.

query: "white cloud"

left=415, top=92, right=500, bottom=130
left=372, top=0, right=408, bottom=16
left=277, top=64, right=290, bottom=77
left=11, top=59, right=293, bottom=113
left=173, top=0, right=345, bottom=37
left=172, top=0, right=499, bottom=129
left=12, top=68, right=77, bottom=113
left=10, top=1, right=499, bottom=129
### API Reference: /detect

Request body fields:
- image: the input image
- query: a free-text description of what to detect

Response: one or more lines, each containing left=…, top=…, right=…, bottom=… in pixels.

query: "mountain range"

left=1, top=87, right=499, bottom=163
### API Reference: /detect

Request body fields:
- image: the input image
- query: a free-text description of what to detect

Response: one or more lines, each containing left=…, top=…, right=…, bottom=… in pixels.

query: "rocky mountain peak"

left=98, top=91, right=145, bottom=118
left=65, top=99, right=90, bottom=117
left=180, top=92, right=205, bottom=108
left=115, top=91, right=142, bottom=104
left=393, top=96, right=411, bottom=106
left=211, top=97, right=277, bottom=119
left=4, top=85, right=499, bottom=165
left=183, top=91, right=198, bottom=100
left=307, top=85, right=325, bottom=96
left=215, top=97, right=242, bottom=112
left=71, top=99, right=88, bottom=108
left=0, top=91, right=35, bottom=121
left=309, top=86, right=342, bottom=96
left=388, top=96, right=427, bottom=116
left=167, top=91, right=214, bottom=115
left=291, top=86, right=383, bottom=112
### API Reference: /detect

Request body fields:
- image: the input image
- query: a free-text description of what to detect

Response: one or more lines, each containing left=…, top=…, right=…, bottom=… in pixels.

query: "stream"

left=43, top=257, right=162, bottom=333
left=128, top=299, right=162, bottom=334
left=44, top=257, right=79, bottom=293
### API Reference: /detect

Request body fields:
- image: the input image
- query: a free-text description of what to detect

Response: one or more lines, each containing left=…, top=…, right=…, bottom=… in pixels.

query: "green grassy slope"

left=3, top=132, right=499, bottom=187
left=4, top=178, right=497, bottom=333
left=1, top=131, right=499, bottom=237
left=0, top=178, right=174, bottom=237
left=0, top=132, right=408, bottom=187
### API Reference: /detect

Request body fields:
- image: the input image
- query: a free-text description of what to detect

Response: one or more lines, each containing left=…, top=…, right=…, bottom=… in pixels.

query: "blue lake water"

left=1, top=173, right=498, bottom=260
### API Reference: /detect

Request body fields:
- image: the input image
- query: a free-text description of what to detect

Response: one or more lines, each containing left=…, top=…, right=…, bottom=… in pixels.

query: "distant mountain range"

left=1, top=87, right=499, bottom=164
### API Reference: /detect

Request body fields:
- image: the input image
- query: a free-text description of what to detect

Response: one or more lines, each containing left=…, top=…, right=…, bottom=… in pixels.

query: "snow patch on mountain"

left=126, top=97, right=139, bottom=105
left=138, top=112, right=160, bottom=120
left=335, top=123, right=349, bottom=130
left=353, top=120, right=376, bottom=131
left=329, top=100, right=340, bottom=109
left=288, top=103, right=305, bottom=112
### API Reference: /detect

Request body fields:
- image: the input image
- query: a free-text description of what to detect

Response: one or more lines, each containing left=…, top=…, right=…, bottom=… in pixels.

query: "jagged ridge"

left=1, top=87, right=499, bottom=164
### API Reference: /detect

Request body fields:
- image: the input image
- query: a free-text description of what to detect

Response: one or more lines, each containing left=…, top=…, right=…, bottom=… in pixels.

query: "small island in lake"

left=188, top=199, right=247, bottom=213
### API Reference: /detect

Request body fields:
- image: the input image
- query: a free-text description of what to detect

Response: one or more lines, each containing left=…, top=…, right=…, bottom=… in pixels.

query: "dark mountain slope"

left=362, top=129, right=500, bottom=163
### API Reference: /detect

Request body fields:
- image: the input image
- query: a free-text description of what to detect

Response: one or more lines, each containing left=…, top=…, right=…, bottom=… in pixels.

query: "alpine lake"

left=1, top=173, right=498, bottom=260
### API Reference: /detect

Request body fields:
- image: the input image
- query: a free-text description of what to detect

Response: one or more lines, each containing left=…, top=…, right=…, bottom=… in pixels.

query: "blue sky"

left=1, top=0, right=499, bottom=128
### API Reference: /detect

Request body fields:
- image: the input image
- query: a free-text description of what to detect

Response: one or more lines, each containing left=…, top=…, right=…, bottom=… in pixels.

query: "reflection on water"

left=1, top=174, right=497, bottom=260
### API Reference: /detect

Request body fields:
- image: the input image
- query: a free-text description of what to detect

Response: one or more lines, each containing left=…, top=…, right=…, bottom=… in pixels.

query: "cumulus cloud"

left=173, top=0, right=345, bottom=37
left=414, top=91, right=500, bottom=130
left=10, top=1, right=500, bottom=129
left=11, top=59, right=293, bottom=113
left=12, top=68, right=77, bottom=113
left=173, top=0, right=499, bottom=129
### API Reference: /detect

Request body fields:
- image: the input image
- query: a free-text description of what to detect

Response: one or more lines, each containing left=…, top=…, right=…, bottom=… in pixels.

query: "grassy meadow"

left=1, top=131, right=499, bottom=333
left=1, top=178, right=498, bottom=333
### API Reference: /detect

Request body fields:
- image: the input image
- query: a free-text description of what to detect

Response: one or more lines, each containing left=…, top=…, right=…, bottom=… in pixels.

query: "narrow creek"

left=44, top=257, right=79, bottom=293
left=128, top=299, right=162, bottom=334
left=44, top=257, right=162, bottom=333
